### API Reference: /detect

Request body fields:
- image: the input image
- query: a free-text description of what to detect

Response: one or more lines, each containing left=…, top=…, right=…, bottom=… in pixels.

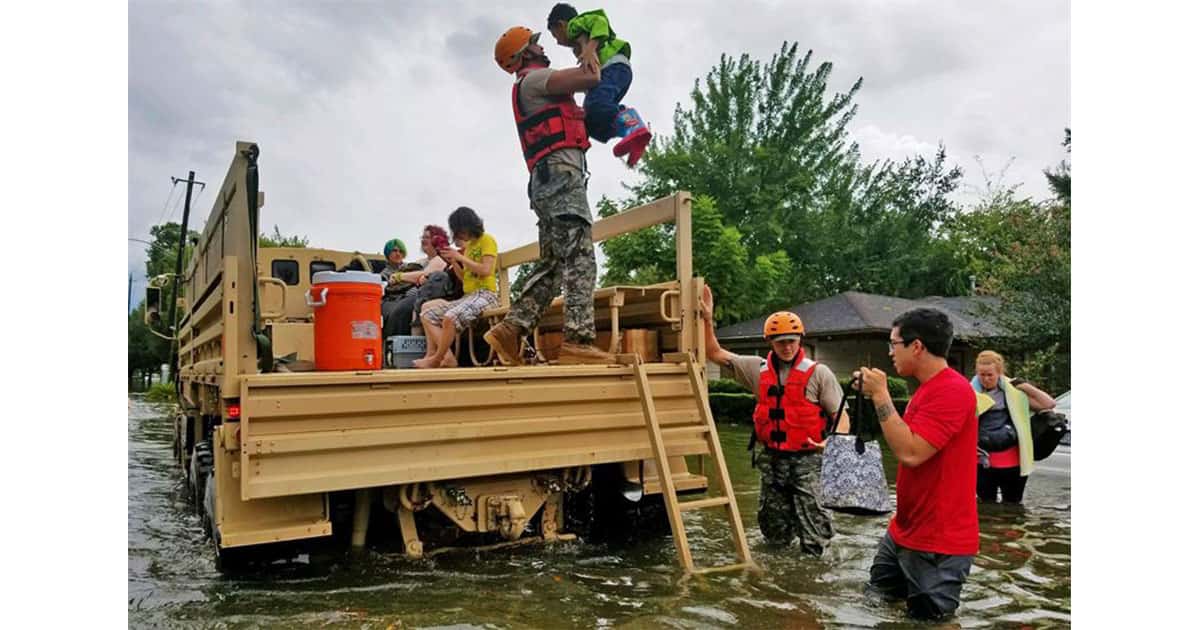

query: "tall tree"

left=607, top=42, right=967, bottom=325
left=945, top=134, right=1071, bottom=392
left=630, top=42, right=862, bottom=256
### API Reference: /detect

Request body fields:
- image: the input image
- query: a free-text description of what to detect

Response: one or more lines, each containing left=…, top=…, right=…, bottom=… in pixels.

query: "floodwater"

left=129, top=397, right=1070, bottom=628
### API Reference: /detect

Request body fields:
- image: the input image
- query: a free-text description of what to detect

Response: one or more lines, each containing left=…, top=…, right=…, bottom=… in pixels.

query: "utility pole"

left=167, top=171, right=206, bottom=381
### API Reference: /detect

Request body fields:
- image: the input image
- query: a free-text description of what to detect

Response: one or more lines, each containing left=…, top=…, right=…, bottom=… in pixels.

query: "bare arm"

left=1016, top=380, right=1057, bottom=411
left=858, top=368, right=939, bottom=467
left=545, top=64, right=600, bottom=96
left=699, top=284, right=737, bottom=367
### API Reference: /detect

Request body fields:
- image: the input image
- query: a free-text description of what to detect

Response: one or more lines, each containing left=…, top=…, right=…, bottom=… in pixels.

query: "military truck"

left=152, top=141, right=752, bottom=574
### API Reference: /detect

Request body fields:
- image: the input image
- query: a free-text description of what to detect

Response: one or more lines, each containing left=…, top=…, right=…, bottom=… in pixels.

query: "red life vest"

left=752, top=351, right=826, bottom=452
left=512, top=66, right=591, bottom=172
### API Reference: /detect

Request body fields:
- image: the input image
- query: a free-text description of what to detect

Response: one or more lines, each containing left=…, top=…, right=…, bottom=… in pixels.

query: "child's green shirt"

left=566, top=9, right=631, bottom=65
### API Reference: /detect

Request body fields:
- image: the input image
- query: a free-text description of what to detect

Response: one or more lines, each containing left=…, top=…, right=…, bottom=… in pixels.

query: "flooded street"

left=129, top=397, right=1070, bottom=628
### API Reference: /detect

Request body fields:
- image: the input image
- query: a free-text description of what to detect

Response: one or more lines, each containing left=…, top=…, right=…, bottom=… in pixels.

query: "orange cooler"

left=307, top=270, right=385, bottom=371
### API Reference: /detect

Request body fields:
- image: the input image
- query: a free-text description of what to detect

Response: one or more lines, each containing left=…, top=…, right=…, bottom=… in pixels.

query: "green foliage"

left=606, top=42, right=968, bottom=327
left=509, top=263, right=536, bottom=300
left=944, top=135, right=1071, bottom=392
left=707, top=378, right=749, bottom=394
left=708, top=392, right=756, bottom=424
left=838, top=376, right=909, bottom=400
left=128, top=301, right=168, bottom=382
left=1044, top=128, right=1071, bottom=207
left=145, top=382, right=177, bottom=403
left=259, top=225, right=310, bottom=248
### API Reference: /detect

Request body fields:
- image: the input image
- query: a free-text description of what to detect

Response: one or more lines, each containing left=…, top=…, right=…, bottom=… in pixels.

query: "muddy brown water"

left=128, top=397, right=1070, bottom=628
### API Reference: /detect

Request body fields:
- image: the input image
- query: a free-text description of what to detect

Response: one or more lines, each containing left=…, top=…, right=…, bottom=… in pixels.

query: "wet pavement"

left=129, top=397, right=1070, bottom=628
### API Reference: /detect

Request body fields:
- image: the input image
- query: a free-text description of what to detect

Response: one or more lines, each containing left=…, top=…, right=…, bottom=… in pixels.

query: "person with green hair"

left=380, top=238, right=419, bottom=323
left=546, top=3, right=651, bottom=167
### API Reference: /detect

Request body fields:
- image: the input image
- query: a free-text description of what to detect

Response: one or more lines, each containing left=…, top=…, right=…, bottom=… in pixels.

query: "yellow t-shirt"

left=462, top=233, right=499, bottom=294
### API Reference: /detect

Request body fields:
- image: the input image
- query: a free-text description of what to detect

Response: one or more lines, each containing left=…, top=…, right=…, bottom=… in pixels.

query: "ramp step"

left=691, top=562, right=757, bottom=576
left=678, top=496, right=730, bottom=511
left=661, top=425, right=710, bottom=438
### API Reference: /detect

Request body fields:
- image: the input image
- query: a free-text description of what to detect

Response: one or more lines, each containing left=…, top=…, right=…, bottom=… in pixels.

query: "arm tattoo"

left=874, top=401, right=897, bottom=423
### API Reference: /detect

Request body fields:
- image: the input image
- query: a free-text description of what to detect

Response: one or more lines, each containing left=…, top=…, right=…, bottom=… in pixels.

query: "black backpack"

left=1030, top=409, right=1069, bottom=461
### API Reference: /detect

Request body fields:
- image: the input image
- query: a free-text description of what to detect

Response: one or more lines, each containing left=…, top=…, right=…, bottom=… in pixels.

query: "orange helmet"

left=763, top=311, right=805, bottom=340
left=495, top=26, right=538, bottom=74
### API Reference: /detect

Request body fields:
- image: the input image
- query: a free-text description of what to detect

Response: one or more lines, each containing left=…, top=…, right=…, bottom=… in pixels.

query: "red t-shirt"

left=887, top=367, right=980, bottom=555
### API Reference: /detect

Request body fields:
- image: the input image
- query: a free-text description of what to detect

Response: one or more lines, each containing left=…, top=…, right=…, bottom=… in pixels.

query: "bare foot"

left=412, top=356, right=440, bottom=369
left=439, top=353, right=458, bottom=368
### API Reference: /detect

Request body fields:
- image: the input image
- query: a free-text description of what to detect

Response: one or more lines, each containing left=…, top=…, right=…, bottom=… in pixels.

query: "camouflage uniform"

left=503, top=164, right=597, bottom=344
left=755, top=450, right=835, bottom=555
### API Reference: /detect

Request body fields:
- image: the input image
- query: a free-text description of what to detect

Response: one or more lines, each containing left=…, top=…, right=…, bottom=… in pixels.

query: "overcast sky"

left=127, top=0, right=1069, bottom=305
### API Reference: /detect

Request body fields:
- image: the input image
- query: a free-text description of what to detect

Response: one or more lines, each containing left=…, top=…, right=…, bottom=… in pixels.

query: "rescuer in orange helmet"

left=698, top=284, right=850, bottom=555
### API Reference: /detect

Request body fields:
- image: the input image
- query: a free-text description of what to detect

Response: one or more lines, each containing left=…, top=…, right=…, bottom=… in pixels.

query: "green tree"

left=259, top=225, right=310, bottom=248
left=607, top=42, right=967, bottom=325
left=630, top=42, right=863, bottom=256
left=1044, top=127, right=1071, bottom=207
left=128, top=301, right=168, bottom=388
left=945, top=135, right=1071, bottom=392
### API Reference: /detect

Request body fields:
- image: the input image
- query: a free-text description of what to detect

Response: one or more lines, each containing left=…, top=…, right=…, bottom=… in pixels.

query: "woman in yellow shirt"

left=413, top=206, right=500, bottom=368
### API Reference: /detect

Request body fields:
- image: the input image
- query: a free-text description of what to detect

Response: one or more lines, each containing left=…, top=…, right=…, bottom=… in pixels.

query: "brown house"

left=711, top=291, right=1006, bottom=390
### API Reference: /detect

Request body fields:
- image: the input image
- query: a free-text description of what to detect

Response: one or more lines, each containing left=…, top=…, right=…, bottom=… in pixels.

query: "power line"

left=155, top=178, right=181, bottom=227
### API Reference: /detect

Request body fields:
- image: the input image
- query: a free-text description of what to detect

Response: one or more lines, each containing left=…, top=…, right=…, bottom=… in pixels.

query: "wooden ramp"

left=625, top=352, right=757, bottom=575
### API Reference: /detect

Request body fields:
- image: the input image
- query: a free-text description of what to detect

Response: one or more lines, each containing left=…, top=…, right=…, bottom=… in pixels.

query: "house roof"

left=714, top=291, right=1006, bottom=341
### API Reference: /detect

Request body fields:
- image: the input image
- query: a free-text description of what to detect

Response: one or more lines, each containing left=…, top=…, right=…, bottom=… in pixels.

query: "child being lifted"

left=546, top=3, right=651, bottom=167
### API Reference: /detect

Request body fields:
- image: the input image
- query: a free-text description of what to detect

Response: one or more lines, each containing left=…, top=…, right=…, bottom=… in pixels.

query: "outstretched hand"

left=700, top=284, right=714, bottom=321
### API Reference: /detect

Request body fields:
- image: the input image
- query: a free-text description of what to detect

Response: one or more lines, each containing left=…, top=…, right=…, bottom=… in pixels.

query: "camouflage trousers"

left=756, top=450, right=835, bottom=555
left=505, top=165, right=597, bottom=344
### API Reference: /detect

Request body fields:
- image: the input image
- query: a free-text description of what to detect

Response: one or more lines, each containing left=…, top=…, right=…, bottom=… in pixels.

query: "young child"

left=412, top=206, right=499, bottom=369
left=547, top=3, right=651, bottom=167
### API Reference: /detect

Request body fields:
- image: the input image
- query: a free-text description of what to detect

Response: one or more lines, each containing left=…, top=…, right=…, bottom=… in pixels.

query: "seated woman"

left=382, top=225, right=454, bottom=337
left=413, top=207, right=499, bottom=369
left=380, top=238, right=421, bottom=325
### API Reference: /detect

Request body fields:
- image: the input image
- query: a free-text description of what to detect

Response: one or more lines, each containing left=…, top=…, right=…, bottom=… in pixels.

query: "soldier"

left=484, top=26, right=614, bottom=365
left=699, top=285, right=849, bottom=555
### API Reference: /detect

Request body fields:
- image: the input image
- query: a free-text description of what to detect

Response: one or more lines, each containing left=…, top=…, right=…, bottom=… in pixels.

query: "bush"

left=707, top=378, right=749, bottom=394
left=838, top=376, right=909, bottom=399
left=708, top=392, right=756, bottom=424
left=145, top=382, right=176, bottom=403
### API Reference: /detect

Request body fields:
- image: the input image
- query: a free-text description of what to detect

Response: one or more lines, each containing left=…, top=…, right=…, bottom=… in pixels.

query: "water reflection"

left=129, top=398, right=1070, bottom=628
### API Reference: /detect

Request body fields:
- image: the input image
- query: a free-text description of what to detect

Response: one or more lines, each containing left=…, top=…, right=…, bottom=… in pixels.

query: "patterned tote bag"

left=820, top=377, right=892, bottom=515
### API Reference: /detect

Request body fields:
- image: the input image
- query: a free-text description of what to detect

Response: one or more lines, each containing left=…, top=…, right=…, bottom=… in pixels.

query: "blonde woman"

left=971, top=351, right=1056, bottom=504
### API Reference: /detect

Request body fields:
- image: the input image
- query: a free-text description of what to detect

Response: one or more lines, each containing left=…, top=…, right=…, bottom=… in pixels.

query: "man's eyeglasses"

left=887, top=338, right=914, bottom=353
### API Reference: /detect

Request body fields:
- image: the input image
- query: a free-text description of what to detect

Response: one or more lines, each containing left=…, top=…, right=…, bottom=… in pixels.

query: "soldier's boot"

left=484, top=321, right=523, bottom=366
left=558, top=342, right=616, bottom=365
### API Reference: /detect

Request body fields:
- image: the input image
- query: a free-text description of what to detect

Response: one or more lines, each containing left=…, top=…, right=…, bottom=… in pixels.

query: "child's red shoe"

left=612, top=106, right=651, bottom=167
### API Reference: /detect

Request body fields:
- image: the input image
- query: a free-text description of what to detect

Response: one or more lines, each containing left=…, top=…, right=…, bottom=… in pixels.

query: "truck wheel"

left=211, top=525, right=249, bottom=573
left=192, top=441, right=214, bottom=534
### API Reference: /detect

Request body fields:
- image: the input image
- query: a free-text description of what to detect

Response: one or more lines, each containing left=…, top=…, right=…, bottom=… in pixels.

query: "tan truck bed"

left=239, top=361, right=713, bottom=501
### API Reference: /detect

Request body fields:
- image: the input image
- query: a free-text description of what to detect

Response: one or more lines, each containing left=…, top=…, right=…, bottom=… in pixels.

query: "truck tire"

left=192, top=441, right=214, bottom=535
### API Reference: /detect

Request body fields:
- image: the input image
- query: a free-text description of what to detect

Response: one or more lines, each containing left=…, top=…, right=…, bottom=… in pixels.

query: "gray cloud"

left=128, top=0, right=1069, bottom=302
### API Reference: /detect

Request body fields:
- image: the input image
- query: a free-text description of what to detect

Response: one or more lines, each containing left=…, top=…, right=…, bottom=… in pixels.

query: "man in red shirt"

left=856, top=307, right=979, bottom=620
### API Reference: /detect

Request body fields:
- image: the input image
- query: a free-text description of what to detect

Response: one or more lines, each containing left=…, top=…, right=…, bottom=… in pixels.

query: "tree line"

left=598, top=42, right=1070, bottom=391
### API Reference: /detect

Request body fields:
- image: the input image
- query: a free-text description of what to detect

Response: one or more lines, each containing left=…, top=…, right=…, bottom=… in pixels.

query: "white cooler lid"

left=312, top=270, right=385, bottom=286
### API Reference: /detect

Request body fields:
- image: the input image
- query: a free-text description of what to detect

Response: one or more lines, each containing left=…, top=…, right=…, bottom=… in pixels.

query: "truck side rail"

left=493, top=192, right=699, bottom=357
left=239, top=363, right=712, bottom=500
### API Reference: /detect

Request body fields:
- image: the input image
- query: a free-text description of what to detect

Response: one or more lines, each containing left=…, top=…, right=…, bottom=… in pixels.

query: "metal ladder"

left=624, top=352, right=757, bottom=575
